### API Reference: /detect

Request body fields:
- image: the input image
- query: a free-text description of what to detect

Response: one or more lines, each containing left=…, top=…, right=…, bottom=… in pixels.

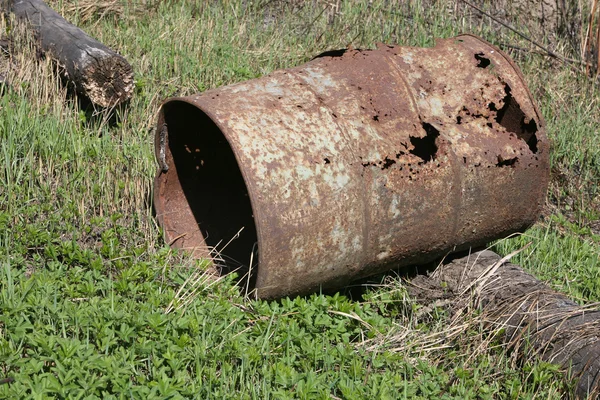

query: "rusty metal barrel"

left=153, top=34, right=549, bottom=299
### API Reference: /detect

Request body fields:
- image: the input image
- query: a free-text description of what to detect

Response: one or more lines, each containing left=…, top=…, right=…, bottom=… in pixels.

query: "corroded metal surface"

left=153, top=34, right=549, bottom=299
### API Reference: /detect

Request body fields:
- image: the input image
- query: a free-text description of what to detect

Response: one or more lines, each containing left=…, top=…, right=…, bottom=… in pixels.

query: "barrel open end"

left=154, top=100, right=259, bottom=282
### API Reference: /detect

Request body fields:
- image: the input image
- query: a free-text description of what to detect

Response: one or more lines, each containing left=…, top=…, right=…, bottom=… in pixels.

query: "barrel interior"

left=162, top=101, right=258, bottom=276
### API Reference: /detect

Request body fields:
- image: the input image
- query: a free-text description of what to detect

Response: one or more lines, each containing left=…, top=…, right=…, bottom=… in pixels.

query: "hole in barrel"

left=474, top=52, right=491, bottom=68
left=493, top=84, right=539, bottom=153
left=162, top=101, right=258, bottom=278
left=410, top=123, right=439, bottom=163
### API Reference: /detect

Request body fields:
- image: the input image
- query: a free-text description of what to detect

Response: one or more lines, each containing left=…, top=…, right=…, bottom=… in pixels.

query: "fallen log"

left=408, top=249, right=600, bottom=399
left=6, top=0, right=133, bottom=107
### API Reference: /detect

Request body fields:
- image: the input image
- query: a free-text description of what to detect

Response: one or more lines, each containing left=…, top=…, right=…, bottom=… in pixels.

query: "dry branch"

left=5, top=0, right=133, bottom=107
left=408, top=250, right=600, bottom=399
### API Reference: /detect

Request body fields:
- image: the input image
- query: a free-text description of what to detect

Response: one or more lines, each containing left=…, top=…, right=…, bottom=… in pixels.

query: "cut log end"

left=79, top=52, right=134, bottom=108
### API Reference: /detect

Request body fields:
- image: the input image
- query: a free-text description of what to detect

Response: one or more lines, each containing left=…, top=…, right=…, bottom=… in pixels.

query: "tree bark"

left=7, top=0, right=133, bottom=107
left=408, top=250, right=600, bottom=399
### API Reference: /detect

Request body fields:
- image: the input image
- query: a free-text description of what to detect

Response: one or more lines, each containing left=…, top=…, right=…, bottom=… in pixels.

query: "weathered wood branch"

left=7, top=0, right=133, bottom=107
left=408, top=250, right=600, bottom=399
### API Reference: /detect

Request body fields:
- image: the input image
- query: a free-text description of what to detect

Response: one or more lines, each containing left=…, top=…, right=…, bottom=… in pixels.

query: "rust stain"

left=153, top=34, right=549, bottom=299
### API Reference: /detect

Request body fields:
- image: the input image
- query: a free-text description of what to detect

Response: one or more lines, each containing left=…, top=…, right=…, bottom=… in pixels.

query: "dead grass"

left=0, top=15, right=70, bottom=113
left=52, top=0, right=145, bottom=24
left=361, top=244, right=600, bottom=398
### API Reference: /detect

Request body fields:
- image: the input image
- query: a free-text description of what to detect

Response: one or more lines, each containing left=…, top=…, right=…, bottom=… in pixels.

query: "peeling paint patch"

left=389, top=196, right=401, bottom=218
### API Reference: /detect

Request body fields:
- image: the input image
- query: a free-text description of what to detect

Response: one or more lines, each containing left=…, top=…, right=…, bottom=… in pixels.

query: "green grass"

left=1, top=0, right=599, bottom=398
